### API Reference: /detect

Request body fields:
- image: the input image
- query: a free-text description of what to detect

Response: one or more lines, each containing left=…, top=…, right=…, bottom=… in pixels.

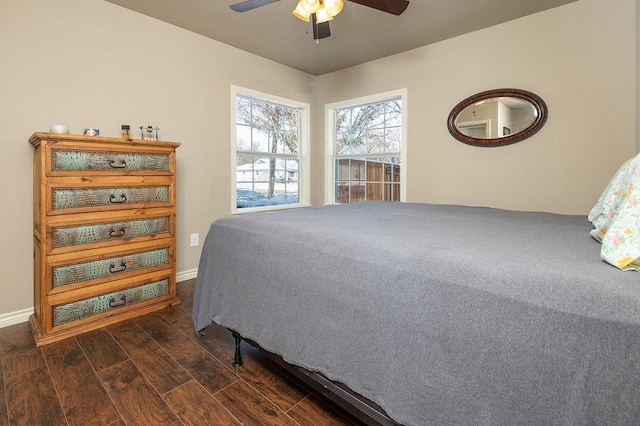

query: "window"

left=326, top=90, right=406, bottom=204
left=232, top=87, right=309, bottom=212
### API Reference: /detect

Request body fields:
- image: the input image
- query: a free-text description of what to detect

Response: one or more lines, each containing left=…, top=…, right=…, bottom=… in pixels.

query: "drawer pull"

left=109, top=194, right=127, bottom=204
left=109, top=262, right=127, bottom=273
left=109, top=227, right=126, bottom=238
left=109, top=159, right=127, bottom=169
left=108, top=295, right=127, bottom=308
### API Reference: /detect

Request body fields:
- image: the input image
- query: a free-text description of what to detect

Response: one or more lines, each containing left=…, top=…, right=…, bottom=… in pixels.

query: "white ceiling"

left=105, top=0, right=579, bottom=76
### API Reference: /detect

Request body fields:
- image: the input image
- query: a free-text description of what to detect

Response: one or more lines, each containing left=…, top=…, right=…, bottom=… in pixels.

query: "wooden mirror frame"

left=447, top=88, right=548, bottom=147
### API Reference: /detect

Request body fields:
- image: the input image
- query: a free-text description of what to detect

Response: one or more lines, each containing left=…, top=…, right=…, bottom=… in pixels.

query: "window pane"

left=235, top=92, right=303, bottom=210
left=285, top=159, right=299, bottom=181
left=277, top=131, right=298, bottom=155
left=367, top=182, right=383, bottom=201
left=251, top=128, right=269, bottom=152
left=336, top=109, right=352, bottom=133
left=236, top=156, right=254, bottom=183
left=252, top=100, right=271, bottom=124
left=274, top=158, right=286, bottom=179
left=333, top=96, right=402, bottom=204
left=384, top=183, right=392, bottom=200
left=336, top=159, right=349, bottom=181
left=368, top=105, right=386, bottom=128
left=236, top=124, right=251, bottom=151
left=349, top=106, right=363, bottom=123
left=350, top=183, right=366, bottom=202
left=236, top=156, right=299, bottom=209
left=366, top=129, right=386, bottom=154
left=336, top=133, right=361, bottom=155
left=384, top=164, right=392, bottom=182
left=392, top=164, right=401, bottom=183
left=367, top=162, right=383, bottom=182
left=236, top=97, right=252, bottom=125
left=385, top=128, right=402, bottom=153
left=385, top=101, right=402, bottom=126
left=336, top=183, right=349, bottom=203
left=350, top=159, right=365, bottom=181
left=283, top=159, right=299, bottom=204
left=279, top=111, right=294, bottom=131
left=236, top=157, right=299, bottom=208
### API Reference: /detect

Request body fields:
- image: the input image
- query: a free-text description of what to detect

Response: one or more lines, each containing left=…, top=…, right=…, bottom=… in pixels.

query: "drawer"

left=47, top=209, right=175, bottom=255
left=52, top=216, right=170, bottom=250
left=51, top=149, right=170, bottom=173
left=52, top=246, right=171, bottom=290
left=52, top=278, right=169, bottom=327
left=50, top=185, right=171, bottom=214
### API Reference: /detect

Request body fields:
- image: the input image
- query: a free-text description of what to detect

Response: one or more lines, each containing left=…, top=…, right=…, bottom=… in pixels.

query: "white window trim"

left=230, top=85, right=311, bottom=214
left=324, top=88, right=408, bottom=204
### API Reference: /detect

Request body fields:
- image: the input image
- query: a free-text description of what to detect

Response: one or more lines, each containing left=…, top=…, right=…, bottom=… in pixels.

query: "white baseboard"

left=0, top=308, right=33, bottom=328
left=176, top=268, right=197, bottom=282
left=0, top=268, right=198, bottom=329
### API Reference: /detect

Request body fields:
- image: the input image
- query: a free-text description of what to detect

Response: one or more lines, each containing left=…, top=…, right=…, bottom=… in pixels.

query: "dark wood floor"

left=0, top=279, right=364, bottom=425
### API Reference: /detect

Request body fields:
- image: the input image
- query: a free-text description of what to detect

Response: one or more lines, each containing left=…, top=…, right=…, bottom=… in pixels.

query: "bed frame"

left=231, top=331, right=400, bottom=426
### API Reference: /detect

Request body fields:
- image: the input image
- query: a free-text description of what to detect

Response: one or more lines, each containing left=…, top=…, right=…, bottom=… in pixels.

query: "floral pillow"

left=588, top=153, right=640, bottom=270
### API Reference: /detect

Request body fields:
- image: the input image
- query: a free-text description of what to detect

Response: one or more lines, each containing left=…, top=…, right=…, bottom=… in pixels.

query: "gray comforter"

left=193, top=202, right=640, bottom=426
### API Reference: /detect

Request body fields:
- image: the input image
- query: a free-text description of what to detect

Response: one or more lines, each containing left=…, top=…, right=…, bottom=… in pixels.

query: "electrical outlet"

left=190, top=233, right=199, bottom=247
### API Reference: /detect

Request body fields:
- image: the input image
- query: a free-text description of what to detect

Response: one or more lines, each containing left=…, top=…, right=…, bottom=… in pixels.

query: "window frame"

left=231, top=85, right=310, bottom=214
left=324, top=89, right=408, bottom=204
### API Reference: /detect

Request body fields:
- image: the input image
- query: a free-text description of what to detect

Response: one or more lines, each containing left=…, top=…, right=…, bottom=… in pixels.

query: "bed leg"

left=232, top=331, right=243, bottom=367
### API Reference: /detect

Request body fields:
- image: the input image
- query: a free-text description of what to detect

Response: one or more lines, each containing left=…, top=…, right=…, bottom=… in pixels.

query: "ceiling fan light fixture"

left=293, top=0, right=341, bottom=28
left=315, top=5, right=333, bottom=23
left=293, top=2, right=312, bottom=21
left=298, top=0, right=321, bottom=13
left=323, top=0, right=343, bottom=16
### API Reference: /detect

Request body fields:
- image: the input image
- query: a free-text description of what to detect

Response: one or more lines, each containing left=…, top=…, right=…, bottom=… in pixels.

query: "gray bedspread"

left=192, top=202, right=640, bottom=426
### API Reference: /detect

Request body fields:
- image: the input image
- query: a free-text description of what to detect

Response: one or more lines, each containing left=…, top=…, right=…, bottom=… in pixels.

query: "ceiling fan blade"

left=312, top=14, right=331, bottom=40
left=346, top=0, right=409, bottom=15
left=230, top=0, right=281, bottom=13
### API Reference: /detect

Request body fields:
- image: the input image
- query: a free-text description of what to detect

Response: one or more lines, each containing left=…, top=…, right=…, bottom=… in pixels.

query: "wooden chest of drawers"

left=29, top=132, right=181, bottom=346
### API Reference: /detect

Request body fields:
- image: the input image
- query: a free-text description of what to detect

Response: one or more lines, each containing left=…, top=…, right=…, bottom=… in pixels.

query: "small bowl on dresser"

left=50, top=124, right=69, bottom=134
left=83, top=128, right=100, bottom=137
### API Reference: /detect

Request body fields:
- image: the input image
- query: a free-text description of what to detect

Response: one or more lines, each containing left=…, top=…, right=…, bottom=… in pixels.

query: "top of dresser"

left=29, top=132, right=181, bottom=149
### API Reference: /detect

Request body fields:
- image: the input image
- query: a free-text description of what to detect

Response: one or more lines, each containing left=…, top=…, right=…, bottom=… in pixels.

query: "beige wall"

left=0, top=0, right=636, bottom=318
left=0, top=0, right=314, bottom=317
left=314, top=0, right=637, bottom=214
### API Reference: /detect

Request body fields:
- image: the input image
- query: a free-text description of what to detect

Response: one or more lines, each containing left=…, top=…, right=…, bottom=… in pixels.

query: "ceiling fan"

left=230, top=0, right=410, bottom=40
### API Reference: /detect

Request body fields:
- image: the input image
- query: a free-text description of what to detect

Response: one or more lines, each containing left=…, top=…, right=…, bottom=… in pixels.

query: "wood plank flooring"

left=0, top=279, right=364, bottom=426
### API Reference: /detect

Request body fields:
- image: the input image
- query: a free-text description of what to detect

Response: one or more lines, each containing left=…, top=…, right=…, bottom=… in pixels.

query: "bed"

left=192, top=201, right=640, bottom=425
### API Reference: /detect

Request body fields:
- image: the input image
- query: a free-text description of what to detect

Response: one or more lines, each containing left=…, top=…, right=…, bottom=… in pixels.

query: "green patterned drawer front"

left=52, top=150, right=170, bottom=172
left=52, top=186, right=170, bottom=210
left=52, top=248, right=170, bottom=287
left=52, top=279, right=169, bottom=326
left=52, top=217, right=170, bottom=248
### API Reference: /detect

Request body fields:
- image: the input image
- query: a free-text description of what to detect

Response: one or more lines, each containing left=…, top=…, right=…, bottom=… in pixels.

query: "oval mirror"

left=447, top=88, right=548, bottom=147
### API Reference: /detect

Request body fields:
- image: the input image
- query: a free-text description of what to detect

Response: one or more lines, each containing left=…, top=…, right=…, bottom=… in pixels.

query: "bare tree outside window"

left=334, top=98, right=402, bottom=203
left=335, top=99, right=401, bottom=156
left=235, top=94, right=301, bottom=209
